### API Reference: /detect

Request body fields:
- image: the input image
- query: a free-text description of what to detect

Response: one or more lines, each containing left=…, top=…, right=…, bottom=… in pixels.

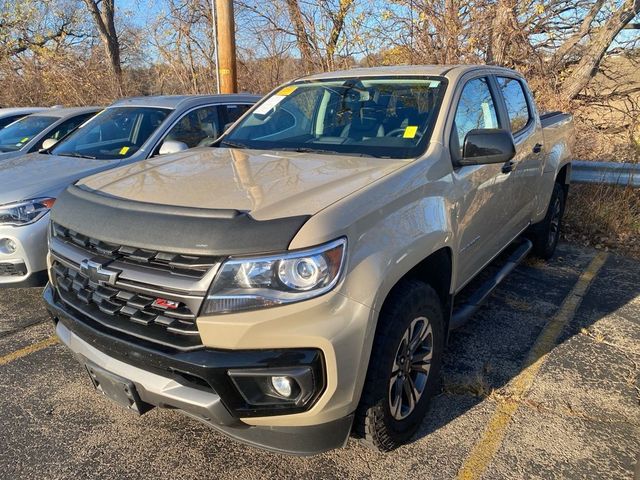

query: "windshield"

left=51, top=107, right=172, bottom=159
left=223, top=76, right=446, bottom=159
left=0, top=115, right=57, bottom=152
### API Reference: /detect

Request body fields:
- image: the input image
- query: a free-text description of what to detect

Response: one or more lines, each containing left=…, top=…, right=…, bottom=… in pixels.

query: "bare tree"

left=560, top=0, right=640, bottom=100
left=321, top=0, right=355, bottom=69
left=239, top=0, right=358, bottom=72
left=488, top=0, right=536, bottom=66
left=82, top=0, right=122, bottom=92
left=284, top=0, right=316, bottom=72
left=0, top=0, right=82, bottom=60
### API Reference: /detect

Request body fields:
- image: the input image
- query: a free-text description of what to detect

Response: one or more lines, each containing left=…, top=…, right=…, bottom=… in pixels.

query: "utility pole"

left=215, top=0, right=238, bottom=93
left=211, top=0, right=221, bottom=94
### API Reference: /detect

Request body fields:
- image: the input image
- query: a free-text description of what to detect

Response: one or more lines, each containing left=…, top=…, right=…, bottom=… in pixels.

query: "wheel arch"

left=377, top=247, right=453, bottom=332
left=556, top=162, right=571, bottom=197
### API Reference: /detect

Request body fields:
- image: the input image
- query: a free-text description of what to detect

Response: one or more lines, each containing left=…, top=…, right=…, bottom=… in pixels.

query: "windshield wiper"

left=278, top=147, right=341, bottom=155
left=58, top=152, right=97, bottom=159
left=278, top=146, right=391, bottom=159
left=220, top=140, right=247, bottom=149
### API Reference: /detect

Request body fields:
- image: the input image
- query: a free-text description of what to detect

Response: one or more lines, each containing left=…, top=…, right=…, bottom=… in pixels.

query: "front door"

left=450, top=75, right=519, bottom=289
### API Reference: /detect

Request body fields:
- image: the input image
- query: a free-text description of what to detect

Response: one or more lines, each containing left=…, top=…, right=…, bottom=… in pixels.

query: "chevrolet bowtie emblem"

left=80, top=258, right=120, bottom=286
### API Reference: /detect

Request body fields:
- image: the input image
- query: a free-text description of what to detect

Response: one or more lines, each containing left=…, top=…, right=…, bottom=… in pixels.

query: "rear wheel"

left=354, top=279, right=444, bottom=451
left=530, top=182, right=565, bottom=259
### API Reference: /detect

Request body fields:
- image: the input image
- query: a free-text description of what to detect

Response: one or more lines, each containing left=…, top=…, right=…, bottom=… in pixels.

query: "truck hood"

left=79, top=147, right=408, bottom=220
left=0, top=153, right=120, bottom=205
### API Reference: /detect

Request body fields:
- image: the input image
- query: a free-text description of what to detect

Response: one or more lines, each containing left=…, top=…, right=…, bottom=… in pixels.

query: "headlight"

left=0, top=198, right=55, bottom=226
left=202, top=238, right=346, bottom=314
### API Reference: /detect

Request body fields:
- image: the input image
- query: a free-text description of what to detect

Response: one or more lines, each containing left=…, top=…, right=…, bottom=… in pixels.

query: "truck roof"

left=301, top=64, right=521, bottom=81
left=108, top=94, right=261, bottom=110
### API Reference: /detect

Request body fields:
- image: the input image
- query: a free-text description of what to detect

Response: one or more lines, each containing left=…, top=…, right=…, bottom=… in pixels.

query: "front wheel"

left=354, top=279, right=444, bottom=451
left=530, top=182, right=566, bottom=259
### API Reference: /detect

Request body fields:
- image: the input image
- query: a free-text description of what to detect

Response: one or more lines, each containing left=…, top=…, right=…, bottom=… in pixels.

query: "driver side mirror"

left=459, top=129, right=515, bottom=166
left=158, top=140, right=189, bottom=155
left=40, top=138, right=58, bottom=151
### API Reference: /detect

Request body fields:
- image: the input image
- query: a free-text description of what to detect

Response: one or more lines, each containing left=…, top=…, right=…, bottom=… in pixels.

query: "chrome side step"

left=450, top=238, right=533, bottom=330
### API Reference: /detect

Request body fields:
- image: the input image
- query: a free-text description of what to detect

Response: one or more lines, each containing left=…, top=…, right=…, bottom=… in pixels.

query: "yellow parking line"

left=456, top=252, right=608, bottom=480
left=0, top=335, right=58, bottom=367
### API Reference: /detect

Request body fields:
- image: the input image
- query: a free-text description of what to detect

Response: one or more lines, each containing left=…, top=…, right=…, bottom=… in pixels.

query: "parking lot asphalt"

left=0, top=242, right=638, bottom=480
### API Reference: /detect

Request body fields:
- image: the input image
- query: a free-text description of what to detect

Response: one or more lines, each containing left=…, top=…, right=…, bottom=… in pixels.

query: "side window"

left=0, top=114, right=26, bottom=130
left=32, top=112, right=96, bottom=151
left=497, top=77, right=531, bottom=133
left=164, top=106, right=222, bottom=148
left=222, top=104, right=251, bottom=126
left=452, top=77, right=499, bottom=157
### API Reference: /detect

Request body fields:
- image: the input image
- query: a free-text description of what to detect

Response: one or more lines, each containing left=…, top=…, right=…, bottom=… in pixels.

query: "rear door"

left=493, top=75, right=545, bottom=232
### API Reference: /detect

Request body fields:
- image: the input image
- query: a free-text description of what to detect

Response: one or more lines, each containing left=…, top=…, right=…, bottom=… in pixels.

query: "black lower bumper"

left=44, top=284, right=352, bottom=455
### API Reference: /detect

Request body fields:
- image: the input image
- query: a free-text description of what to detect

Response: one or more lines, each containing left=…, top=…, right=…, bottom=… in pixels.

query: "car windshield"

left=223, top=76, right=446, bottom=159
left=51, top=106, right=172, bottom=160
left=0, top=115, right=57, bottom=152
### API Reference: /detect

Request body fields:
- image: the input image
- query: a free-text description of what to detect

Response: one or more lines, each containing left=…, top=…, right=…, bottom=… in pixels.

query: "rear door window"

left=496, top=77, right=531, bottom=133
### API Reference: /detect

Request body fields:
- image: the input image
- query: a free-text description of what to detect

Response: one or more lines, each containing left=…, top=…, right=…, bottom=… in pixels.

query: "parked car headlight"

left=0, top=198, right=55, bottom=226
left=202, top=238, right=346, bottom=314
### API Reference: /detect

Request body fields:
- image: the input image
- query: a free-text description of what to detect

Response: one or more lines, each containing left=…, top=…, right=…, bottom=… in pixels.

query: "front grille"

left=0, top=262, right=27, bottom=277
left=52, top=222, right=216, bottom=276
left=51, top=261, right=203, bottom=350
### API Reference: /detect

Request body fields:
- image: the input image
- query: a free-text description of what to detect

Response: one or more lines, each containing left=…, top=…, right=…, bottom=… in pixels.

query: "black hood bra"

left=51, top=184, right=310, bottom=256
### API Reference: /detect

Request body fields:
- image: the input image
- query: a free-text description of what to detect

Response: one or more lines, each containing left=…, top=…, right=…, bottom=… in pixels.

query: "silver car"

left=0, top=107, right=101, bottom=161
left=0, top=94, right=259, bottom=287
left=0, top=107, right=49, bottom=130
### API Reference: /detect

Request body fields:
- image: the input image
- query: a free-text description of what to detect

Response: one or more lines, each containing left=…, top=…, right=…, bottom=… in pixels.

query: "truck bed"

left=540, top=111, right=572, bottom=129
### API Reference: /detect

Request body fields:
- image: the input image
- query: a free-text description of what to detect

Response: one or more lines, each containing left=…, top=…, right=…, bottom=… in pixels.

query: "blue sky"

left=118, top=0, right=163, bottom=27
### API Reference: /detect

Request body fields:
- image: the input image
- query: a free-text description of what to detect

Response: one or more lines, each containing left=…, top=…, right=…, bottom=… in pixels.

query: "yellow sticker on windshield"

left=20, top=137, right=30, bottom=143
left=119, top=146, right=130, bottom=155
left=403, top=126, right=418, bottom=139
left=278, top=86, right=297, bottom=96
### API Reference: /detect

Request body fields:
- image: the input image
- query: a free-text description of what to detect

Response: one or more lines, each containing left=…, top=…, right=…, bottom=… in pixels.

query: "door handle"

left=502, top=160, right=515, bottom=174
left=532, top=143, right=543, bottom=153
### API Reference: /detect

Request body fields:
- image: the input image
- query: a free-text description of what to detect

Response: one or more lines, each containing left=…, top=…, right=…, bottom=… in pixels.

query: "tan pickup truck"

left=44, top=65, right=574, bottom=455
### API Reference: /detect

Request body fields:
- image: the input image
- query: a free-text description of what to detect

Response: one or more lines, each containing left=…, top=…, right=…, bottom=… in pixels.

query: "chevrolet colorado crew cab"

left=44, top=65, right=574, bottom=455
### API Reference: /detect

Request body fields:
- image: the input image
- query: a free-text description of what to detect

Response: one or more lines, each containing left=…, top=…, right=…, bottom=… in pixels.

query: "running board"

left=450, top=238, right=533, bottom=330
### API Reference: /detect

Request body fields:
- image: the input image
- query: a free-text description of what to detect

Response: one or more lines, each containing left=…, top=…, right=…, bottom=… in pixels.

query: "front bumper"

left=44, top=285, right=353, bottom=455
left=0, top=215, right=49, bottom=287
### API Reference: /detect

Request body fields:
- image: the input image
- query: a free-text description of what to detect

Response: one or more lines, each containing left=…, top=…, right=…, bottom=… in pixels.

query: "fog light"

left=228, top=366, right=317, bottom=408
left=271, top=376, right=293, bottom=398
left=0, top=238, right=17, bottom=254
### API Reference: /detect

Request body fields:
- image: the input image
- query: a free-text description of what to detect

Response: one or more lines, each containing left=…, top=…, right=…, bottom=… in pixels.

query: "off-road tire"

left=530, top=182, right=566, bottom=259
left=354, top=279, right=444, bottom=452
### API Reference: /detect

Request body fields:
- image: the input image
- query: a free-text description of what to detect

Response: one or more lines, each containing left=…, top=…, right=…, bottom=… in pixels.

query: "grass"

left=563, top=184, right=640, bottom=259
